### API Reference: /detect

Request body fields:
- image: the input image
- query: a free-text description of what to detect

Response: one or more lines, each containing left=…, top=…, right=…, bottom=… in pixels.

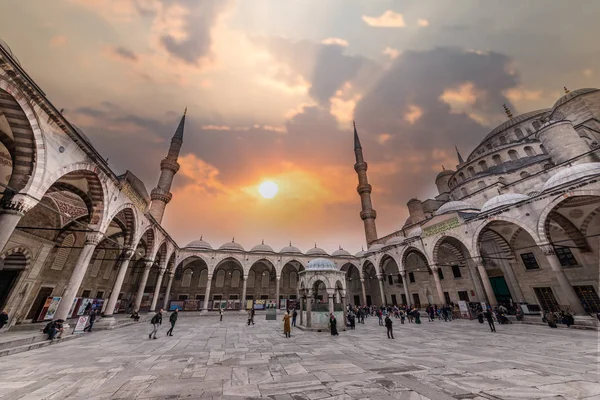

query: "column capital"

left=360, top=278, right=365, bottom=283
left=84, top=231, right=104, bottom=246
left=122, top=247, right=136, bottom=259
left=144, top=260, right=155, bottom=269
left=399, top=270, right=406, bottom=277
left=0, top=193, right=38, bottom=215
left=157, top=268, right=166, bottom=276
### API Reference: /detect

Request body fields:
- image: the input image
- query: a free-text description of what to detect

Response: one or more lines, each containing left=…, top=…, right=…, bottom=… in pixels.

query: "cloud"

left=50, top=35, right=68, bottom=47
left=417, top=19, right=429, bottom=27
left=202, top=125, right=231, bottom=131
left=108, top=46, right=139, bottom=62
left=404, top=105, right=423, bottom=124
left=321, top=38, right=349, bottom=47
left=503, top=87, right=542, bottom=102
left=362, top=10, right=406, bottom=28
left=382, top=47, right=401, bottom=60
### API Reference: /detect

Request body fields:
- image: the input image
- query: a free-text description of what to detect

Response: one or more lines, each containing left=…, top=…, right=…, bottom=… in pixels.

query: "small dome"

left=408, top=227, right=423, bottom=238
left=219, top=239, right=245, bottom=252
left=481, top=193, right=530, bottom=212
left=332, top=247, right=352, bottom=257
left=306, top=258, right=337, bottom=271
left=250, top=241, right=274, bottom=253
left=552, top=88, right=599, bottom=110
left=185, top=238, right=213, bottom=250
left=366, top=243, right=384, bottom=253
left=436, top=169, right=455, bottom=180
left=385, top=236, right=406, bottom=246
left=280, top=243, right=303, bottom=254
left=542, top=163, right=600, bottom=192
left=355, top=249, right=366, bottom=257
left=306, top=245, right=329, bottom=256
left=434, top=200, right=480, bottom=216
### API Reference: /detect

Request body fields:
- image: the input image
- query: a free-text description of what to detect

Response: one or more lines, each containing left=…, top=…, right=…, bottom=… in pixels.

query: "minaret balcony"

left=354, top=162, right=368, bottom=173
left=357, top=183, right=372, bottom=195
left=160, top=158, right=180, bottom=173
left=360, top=209, right=377, bottom=220
left=150, top=188, right=173, bottom=203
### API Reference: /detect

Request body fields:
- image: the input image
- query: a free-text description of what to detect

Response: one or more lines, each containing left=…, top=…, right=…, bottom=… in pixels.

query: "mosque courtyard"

left=0, top=315, right=597, bottom=400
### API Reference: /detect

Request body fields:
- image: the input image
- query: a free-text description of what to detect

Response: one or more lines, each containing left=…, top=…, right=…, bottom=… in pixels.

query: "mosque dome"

left=331, top=247, right=352, bottom=257
left=185, top=238, right=213, bottom=250
left=279, top=243, right=303, bottom=254
left=355, top=249, right=366, bottom=257
left=250, top=241, right=274, bottom=253
left=434, top=200, right=480, bottom=216
left=219, top=239, right=245, bottom=251
left=436, top=169, right=455, bottom=180
left=542, top=163, right=600, bottom=192
left=385, top=236, right=405, bottom=246
left=306, top=258, right=337, bottom=271
left=366, top=243, right=384, bottom=253
left=407, top=227, right=423, bottom=238
left=481, top=193, right=530, bottom=213
left=306, top=245, right=329, bottom=256
left=0, top=38, right=21, bottom=66
left=552, top=88, right=599, bottom=110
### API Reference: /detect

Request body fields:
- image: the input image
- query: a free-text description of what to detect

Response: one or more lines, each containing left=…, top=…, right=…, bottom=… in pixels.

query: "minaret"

left=353, top=121, right=378, bottom=245
left=149, top=108, right=186, bottom=223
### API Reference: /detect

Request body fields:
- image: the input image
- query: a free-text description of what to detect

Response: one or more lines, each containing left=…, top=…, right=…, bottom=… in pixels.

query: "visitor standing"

left=251, top=308, right=255, bottom=325
left=149, top=309, right=163, bottom=339
left=329, top=313, right=339, bottom=336
left=385, top=314, right=394, bottom=339
left=83, top=309, right=97, bottom=332
left=292, top=309, right=297, bottom=327
left=399, top=309, right=405, bottom=324
left=167, top=308, right=178, bottom=336
left=219, top=307, right=223, bottom=322
left=484, top=308, right=496, bottom=332
left=377, top=309, right=383, bottom=326
left=414, top=309, right=421, bottom=324
left=247, top=308, right=253, bottom=325
left=283, top=311, right=291, bottom=338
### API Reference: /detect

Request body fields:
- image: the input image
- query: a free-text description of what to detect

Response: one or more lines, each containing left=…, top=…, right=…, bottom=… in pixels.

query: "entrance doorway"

left=0, top=270, right=19, bottom=311
left=489, top=276, right=512, bottom=304
left=412, top=293, right=421, bottom=307
left=391, top=294, right=397, bottom=305
left=353, top=295, right=360, bottom=306
left=366, top=295, right=372, bottom=306
left=27, top=286, right=54, bottom=321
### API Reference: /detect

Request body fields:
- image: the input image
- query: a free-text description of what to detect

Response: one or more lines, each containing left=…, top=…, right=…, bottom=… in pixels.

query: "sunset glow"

left=258, top=181, right=278, bottom=199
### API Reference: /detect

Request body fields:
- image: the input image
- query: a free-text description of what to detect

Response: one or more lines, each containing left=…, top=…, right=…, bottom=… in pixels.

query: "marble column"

left=162, top=271, right=174, bottom=310
left=202, top=275, right=212, bottom=311
left=504, top=262, right=525, bottom=303
left=240, top=275, right=248, bottom=312
left=104, top=248, right=135, bottom=316
left=299, top=294, right=304, bottom=325
left=475, top=261, right=497, bottom=307
left=466, top=260, right=486, bottom=302
left=328, top=294, right=335, bottom=314
left=377, top=275, right=386, bottom=306
left=401, top=271, right=410, bottom=307
left=275, top=276, right=280, bottom=310
left=542, top=247, right=585, bottom=314
left=149, top=267, right=166, bottom=312
left=134, top=260, right=153, bottom=312
left=0, top=195, right=36, bottom=253
left=341, top=293, right=347, bottom=328
left=432, top=267, right=445, bottom=305
left=360, top=278, right=367, bottom=306
left=55, top=231, right=103, bottom=322
left=306, top=295, right=312, bottom=327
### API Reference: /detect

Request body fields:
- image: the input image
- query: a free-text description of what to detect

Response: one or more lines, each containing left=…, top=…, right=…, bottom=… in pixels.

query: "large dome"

left=480, top=109, right=549, bottom=144
left=436, top=169, right=455, bottom=180
left=552, top=88, right=599, bottom=110
left=481, top=193, right=530, bottom=213
left=385, top=236, right=405, bottom=246
left=542, top=163, right=600, bottom=192
left=306, top=258, right=337, bottom=271
left=434, top=200, right=480, bottom=216
left=219, top=240, right=245, bottom=252
left=185, top=238, right=213, bottom=250
left=250, top=241, right=274, bottom=253
left=306, top=245, right=328, bottom=256
left=331, top=247, right=352, bottom=257
left=280, top=243, right=303, bottom=254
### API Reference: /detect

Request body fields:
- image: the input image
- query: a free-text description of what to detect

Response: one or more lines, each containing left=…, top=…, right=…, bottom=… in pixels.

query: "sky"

left=1, top=0, right=598, bottom=254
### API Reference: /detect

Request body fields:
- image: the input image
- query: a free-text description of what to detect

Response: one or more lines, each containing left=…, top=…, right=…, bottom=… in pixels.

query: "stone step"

left=0, top=334, right=79, bottom=358
left=0, top=332, right=46, bottom=352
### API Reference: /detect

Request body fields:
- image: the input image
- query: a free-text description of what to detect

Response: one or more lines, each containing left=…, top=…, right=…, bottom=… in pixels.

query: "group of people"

left=148, top=308, right=178, bottom=339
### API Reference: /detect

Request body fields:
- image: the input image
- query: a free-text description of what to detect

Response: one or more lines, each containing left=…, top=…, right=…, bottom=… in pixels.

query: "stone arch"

left=153, top=240, right=168, bottom=266
left=213, top=255, right=244, bottom=275
left=432, top=234, right=473, bottom=267
left=103, top=203, right=137, bottom=248
left=397, top=245, right=430, bottom=273
left=135, top=227, right=155, bottom=260
left=472, top=216, right=542, bottom=259
left=0, top=246, right=32, bottom=265
left=176, top=253, right=211, bottom=272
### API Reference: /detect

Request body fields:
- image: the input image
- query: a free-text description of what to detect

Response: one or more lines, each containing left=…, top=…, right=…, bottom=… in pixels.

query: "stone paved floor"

left=0, top=314, right=598, bottom=400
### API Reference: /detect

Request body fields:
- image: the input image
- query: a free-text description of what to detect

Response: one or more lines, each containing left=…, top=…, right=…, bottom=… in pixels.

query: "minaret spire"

left=149, top=109, right=186, bottom=223
left=455, top=145, right=464, bottom=164
left=352, top=122, right=378, bottom=245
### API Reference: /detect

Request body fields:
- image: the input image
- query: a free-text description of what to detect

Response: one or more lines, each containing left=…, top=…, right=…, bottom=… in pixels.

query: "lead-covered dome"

left=385, top=236, right=405, bottom=246
left=306, top=245, right=328, bottom=256
left=250, top=241, right=274, bottom=253
left=552, top=88, right=599, bottom=110
left=542, top=163, right=600, bottom=192
left=355, top=249, right=366, bottom=258
left=306, top=258, right=337, bottom=271
left=436, top=169, right=455, bottom=180
left=481, top=193, right=530, bottom=212
left=407, top=226, right=423, bottom=238
left=185, top=238, right=213, bottom=250
left=366, top=243, right=384, bottom=253
left=219, top=239, right=244, bottom=251
left=332, top=247, right=352, bottom=257
left=434, top=200, right=480, bottom=216
left=280, top=243, right=302, bottom=254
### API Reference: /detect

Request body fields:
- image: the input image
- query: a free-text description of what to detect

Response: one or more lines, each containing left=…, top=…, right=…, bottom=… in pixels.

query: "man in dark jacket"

left=484, top=309, right=496, bottom=332
left=292, top=309, right=297, bottom=327
left=149, top=309, right=163, bottom=339
left=84, top=310, right=97, bottom=332
left=167, top=309, right=178, bottom=336
left=385, top=315, right=394, bottom=339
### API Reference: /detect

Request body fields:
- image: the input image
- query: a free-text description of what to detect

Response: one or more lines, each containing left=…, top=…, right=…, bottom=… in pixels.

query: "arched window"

left=478, top=160, right=488, bottom=171
left=290, top=271, right=297, bottom=288
left=524, top=146, right=535, bottom=156
left=458, top=172, right=466, bottom=181
left=492, top=154, right=503, bottom=165
left=514, top=128, right=524, bottom=139
left=499, top=136, right=507, bottom=145
left=532, top=121, right=541, bottom=130
left=216, top=269, right=225, bottom=288
left=508, top=150, right=519, bottom=161
left=231, top=270, right=240, bottom=288
left=197, top=269, right=207, bottom=287
left=182, top=268, right=193, bottom=287
left=520, top=171, right=530, bottom=179
left=247, top=270, right=255, bottom=288
left=90, top=250, right=105, bottom=277
left=51, top=234, right=75, bottom=271
left=467, top=167, right=475, bottom=178
left=486, top=143, right=492, bottom=150
left=460, top=188, right=468, bottom=197
left=477, top=181, right=486, bottom=189
left=261, top=271, right=269, bottom=288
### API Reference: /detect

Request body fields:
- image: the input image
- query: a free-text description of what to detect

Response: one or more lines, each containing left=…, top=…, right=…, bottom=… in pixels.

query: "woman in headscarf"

left=283, top=311, right=292, bottom=338
left=329, top=313, right=339, bottom=336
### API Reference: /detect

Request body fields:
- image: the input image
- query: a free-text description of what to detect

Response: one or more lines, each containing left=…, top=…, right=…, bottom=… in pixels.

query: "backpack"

left=43, top=322, right=53, bottom=334
left=151, top=315, right=158, bottom=324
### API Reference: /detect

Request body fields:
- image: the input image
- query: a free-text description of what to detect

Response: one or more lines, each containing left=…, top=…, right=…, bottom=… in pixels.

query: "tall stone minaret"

left=149, top=109, right=186, bottom=223
left=353, top=121, right=378, bottom=245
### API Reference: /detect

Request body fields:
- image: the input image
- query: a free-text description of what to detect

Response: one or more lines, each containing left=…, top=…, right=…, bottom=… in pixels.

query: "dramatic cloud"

left=109, top=46, right=139, bottom=62
left=321, top=37, right=349, bottom=47
left=362, top=10, right=406, bottom=28
left=382, top=47, right=401, bottom=60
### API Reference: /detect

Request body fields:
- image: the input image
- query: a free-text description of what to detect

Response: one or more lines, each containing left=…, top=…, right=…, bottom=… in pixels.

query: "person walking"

left=149, top=309, right=163, bottom=339
left=292, top=309, right=297, bottom=327
left=247, top=308, right=253, bottom=325
left=283, top=311, right=292, bottom=338
left=399, top=309, right=405, bottom=324
left=377, top=309, right=383, bottom=326
left=414, top=309, right=421, bottom=324
left=484, top=308, right=496, bottom=332
left=329, top=313, right=339, bottom=336
left=83, top=310, right=97, bottom=332
left=251, top=308, right=255, bottom=325
left=219, top=307, right=224, bottom=322
left=167, top=308, right=178, bottom=336
left=385, top=314, right=394, bottom=339
left=545, top=311, right=558, bottom=328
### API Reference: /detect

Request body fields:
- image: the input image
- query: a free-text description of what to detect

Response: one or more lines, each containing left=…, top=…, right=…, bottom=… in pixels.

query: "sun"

left=258, top=181, right=278, bottom=199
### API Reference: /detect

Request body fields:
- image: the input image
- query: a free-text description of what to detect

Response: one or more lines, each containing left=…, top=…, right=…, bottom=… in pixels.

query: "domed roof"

left=366, top=243, right=384, bottom=253
left=355, top=248, right=366, bottom=257
left=434, top=200, right=480, bottom=216
left=481, top=109, right=550, bottom=143
left=0, top=38, right=21, bottom=66
left=280, top=243, right=303, bottom=254
left=306, top=245, right=328, bottom=256
left=407, top=227, right=423, bottom=238
left=250, top=240, right=274, bottom=253
left=219, top=239, right=244, bottom=251
left=553, top=88, right=599, bottom=109
left=436, top=169, right=455, bottom=180
left=331, top=247, right=352, bottom=257
left=185, top=237, right=213, bottom=250
left=481, top=193, right=530, bottom=213
left=542, top=163, right=600, bottom=192
left=385, top=236, right=406, bottom=246
left=306, top=258, right=337, bottom=271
